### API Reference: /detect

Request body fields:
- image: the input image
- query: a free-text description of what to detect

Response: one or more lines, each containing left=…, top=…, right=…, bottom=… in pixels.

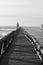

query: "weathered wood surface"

left=0, top=28, right=42, bottom=65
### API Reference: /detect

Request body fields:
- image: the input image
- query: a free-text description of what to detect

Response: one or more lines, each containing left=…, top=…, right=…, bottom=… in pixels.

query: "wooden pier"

left=0, top=27, right=43, bottom=65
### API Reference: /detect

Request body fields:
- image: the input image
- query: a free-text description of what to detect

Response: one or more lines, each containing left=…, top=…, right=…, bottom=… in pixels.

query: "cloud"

left=0, top=0, right=43, bottom=26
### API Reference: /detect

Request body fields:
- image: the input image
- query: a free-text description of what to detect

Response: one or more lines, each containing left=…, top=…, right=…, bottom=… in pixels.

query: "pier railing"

left=0, top=29, right=19, bottom=57
left=24, top=30, right=43, bottom=62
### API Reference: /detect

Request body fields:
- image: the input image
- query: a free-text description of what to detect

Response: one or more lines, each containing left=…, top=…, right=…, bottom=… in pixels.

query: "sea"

left=0, top=26, right=16, bottom=39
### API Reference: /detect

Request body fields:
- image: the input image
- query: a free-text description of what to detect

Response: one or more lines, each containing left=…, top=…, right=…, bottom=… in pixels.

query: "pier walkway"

left=0, top=27, right=42, bottom=65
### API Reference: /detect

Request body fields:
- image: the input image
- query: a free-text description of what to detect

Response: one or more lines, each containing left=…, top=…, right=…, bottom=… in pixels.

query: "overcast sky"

left=0, top=0, right=43, bottom=26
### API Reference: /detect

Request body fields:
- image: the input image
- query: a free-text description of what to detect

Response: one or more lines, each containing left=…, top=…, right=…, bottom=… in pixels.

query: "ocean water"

left=0, top=26, right=16, bottom=39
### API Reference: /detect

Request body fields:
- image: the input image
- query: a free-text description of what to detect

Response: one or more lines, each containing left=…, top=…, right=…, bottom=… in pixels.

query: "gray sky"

left=0, top=0, right=43, bottom=26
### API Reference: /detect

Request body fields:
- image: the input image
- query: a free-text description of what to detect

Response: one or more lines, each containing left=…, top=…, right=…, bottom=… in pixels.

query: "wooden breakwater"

left=0, top=27, right=43, bottom=65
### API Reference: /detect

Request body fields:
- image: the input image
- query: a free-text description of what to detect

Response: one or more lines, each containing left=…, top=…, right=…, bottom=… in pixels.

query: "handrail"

left=24, top=30, right=43, bottom=62
left=0, top=29, right=18, bottom=57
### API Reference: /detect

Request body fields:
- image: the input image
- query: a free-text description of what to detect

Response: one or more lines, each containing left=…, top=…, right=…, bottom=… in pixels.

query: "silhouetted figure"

left=41, top=24, right=43, bottom=28
left=17, top=22, right=19, bottom=29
